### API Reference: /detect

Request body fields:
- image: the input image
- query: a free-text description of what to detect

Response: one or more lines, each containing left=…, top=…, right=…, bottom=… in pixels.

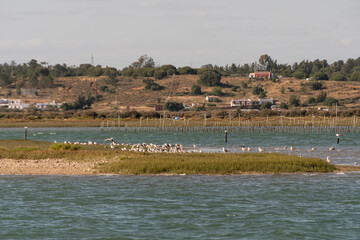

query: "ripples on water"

left=1, top=174, right=360, bottom=239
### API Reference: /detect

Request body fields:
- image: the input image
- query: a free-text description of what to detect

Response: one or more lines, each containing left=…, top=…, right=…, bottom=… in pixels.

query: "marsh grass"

left=0, top=140, right=336, bottom=174
left=50, top=143, right=82, bottom=151
left=98, top=152, right=335, bottom=175
left=0, top=139, right=52, bottom=149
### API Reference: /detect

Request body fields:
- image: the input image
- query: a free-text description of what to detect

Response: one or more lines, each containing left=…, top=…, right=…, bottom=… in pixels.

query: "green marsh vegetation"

left=0, top=140, right=337, bottom=174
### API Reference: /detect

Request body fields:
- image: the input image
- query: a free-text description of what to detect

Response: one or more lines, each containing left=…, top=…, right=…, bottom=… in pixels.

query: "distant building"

left=206, top=96, right=218, bottom=102
left=0, top=98, right=30, bottom=110
left=35, top=101, right=62, bottom=109
left=249, top=71, right=273, bottom=79
left=230, top=99, right=251, bottom=107
left=230, top=98, right=274, bottom=107
left=8, top=99, right=29, bottom=110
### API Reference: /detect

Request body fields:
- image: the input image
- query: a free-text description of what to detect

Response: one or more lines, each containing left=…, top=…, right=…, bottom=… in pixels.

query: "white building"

left=35, top=101, right=62, bottom=109
left=230, top=98, right=274, bottom=107
left=1, top=99, right=30, bottom=110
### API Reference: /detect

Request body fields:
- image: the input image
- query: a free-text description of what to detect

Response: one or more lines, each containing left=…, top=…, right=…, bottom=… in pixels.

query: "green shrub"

left=198, top=70, right=221, bottom=86
left=190, top=84, right=202, bottom=95
left=323, top=97, right=338, bottom=107
left=50, top=143, right=82, bottom=151
left=164, top=102, right=184, bottom=112
left=289, top=95, right=300, bottom=107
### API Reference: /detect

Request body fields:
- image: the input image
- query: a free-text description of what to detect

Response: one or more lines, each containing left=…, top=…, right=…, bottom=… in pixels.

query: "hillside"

left=1, top=75, right=360, bottom=112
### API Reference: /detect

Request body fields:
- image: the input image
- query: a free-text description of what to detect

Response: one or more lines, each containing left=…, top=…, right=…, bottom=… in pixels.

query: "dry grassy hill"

left=1, top=75, right=360, bottom=111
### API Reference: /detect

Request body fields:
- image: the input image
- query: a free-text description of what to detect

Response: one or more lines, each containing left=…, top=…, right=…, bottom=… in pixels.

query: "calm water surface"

left=1, top=174, right=360, bottom=239
left=1, top=128, right=360, bottom=239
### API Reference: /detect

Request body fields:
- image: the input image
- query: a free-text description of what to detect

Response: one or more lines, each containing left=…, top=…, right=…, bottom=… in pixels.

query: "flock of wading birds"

left=55, top=134, right=344, bottom=164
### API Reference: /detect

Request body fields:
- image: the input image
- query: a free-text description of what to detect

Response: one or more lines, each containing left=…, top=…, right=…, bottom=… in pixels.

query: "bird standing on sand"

left=290, top=146, right=295, bottom=151
left=326, top=156, right=331, bottom=163
left=258, top=147, right=264, bottom=152
left=247, top=147, right=252, bottom=152
left=329, top=147, right=335, bottom=151
left=241, top=144, right=246, bottom=151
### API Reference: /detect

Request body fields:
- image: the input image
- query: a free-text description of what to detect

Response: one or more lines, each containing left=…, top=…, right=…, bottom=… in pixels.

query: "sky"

left=0, top=0, right=359, bottom=68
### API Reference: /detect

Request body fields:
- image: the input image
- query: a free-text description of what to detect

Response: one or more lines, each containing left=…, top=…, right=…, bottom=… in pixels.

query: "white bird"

left=336, top=134, right=342, bottom=137
left=104, top=138, right=118, bottom=144
left=329, top=147, right=335, bottom=151
left=283, top=146, right=287, bottom=150
left=326, top=156, right=331, bottom=163
left=247, top=147, right=252, bottom=152
left=193, top=144, right=198, bottom=148
left=241, top=146, right=246, bottom=151
left=53, top=140, right=57, bottom=143
left=290, top=146, right=295, bottom=151
left=258, top=147, right=264, bottom=152
left=222, top=147, right=228, bottom=153
left=311, top=147, right=316, bottom=151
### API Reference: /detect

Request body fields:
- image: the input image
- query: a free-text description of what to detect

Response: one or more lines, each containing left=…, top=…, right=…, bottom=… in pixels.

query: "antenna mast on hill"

left=91, top=53, right=94, bottom=65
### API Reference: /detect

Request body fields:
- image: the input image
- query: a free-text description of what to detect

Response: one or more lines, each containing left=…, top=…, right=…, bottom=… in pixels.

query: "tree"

left=312, top=71, right=328, bottom=80
left=178, top=66, right=197, bottom=75
left=154, top=68, right=167, bottom=80
left=198, top=70, right=221, bottom=86
left=279, top=102, right=288, bottom=109
left=258, top=54, right=273, bottom=71
left=289, top=95, right=301, bottom=107
left=309, top=81, right=323, bottom=90
left=130, top=55, right=155, bottom=68
left=190, top=84, right=202, bottom=95
left=306, top=97, right=316, bottom=104
left=252, top=85, right=265, bottom=95
left=261, top=102, right=272, bottom=109
left=323, top=97, right=338, bottom=107
left=104, top=67, right=118, bottom=79
left=40, top=76, right=54, bottom=88
left=330, top=72, right=347, bottom=81
left=316, top=91, right=327, bottom=103
left=349, top=72, right=360, bottom=81
left=292, top=71, right=306, bottom=79
left=0, top=72, right=11, bottom=87
left=143, top=78, right=163, bottom=91
left=164, top=101, right=184, bottom=111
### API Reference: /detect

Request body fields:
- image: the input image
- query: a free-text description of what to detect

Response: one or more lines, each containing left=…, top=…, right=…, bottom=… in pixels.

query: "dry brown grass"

left=1, top=75, right=360, bottom=112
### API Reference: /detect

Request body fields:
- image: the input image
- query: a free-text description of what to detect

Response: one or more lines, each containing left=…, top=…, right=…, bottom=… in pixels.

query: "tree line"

left=1, top=55, right=360, bottom=89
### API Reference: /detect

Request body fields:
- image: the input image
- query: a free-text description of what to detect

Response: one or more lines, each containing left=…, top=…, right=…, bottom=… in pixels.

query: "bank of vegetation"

left=0, top=140, right=340, bottom=175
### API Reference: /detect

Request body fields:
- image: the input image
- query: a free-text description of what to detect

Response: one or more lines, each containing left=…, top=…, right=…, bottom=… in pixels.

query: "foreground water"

left=1, top=127, right=359, bottom=164
left=1, top=174, right=360, bottom=239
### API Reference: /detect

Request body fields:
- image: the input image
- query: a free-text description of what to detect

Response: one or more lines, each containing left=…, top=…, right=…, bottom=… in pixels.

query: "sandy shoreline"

left=0, top=158, right=98, bottom=175
left=1, top=159, right=360, bottom=176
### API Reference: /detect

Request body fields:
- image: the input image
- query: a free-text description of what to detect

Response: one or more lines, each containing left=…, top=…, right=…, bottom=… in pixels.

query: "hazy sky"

left=1, top=0, right=359, bottom=68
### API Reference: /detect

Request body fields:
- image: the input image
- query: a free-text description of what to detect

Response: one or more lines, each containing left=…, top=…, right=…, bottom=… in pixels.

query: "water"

left=1, top=174, right=360, bottom=239
left=1, top=127, right=359, bottom=164
left=1, top=128, right=360, bottom=238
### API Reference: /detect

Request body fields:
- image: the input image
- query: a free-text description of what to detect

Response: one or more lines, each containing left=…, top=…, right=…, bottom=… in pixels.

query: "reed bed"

left=98, top=153, right=335, bottom=175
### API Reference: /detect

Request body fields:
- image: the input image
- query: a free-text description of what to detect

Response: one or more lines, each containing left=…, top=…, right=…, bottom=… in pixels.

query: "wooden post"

left=224, top=130, right=227, bottom=144
left=24, top=127, right=28, bottom=140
